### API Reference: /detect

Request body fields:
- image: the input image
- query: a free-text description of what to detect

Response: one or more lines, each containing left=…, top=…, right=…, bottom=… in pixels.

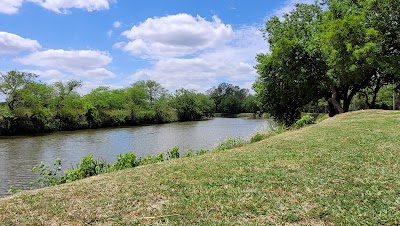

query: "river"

left=0, top=117, right=274, bottom=197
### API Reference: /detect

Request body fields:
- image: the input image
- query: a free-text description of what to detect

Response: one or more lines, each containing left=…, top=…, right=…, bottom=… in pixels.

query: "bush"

left=215, top=137, right=246, bottom=152
left=184, top=149, right=195, bottom=157
left=166, top=146, right=180, bottom=160
left=295, top=114, right=315, bottom=129
left=60, top=154, right=109, bottom=183
left=250, top=133, right=266, bottom=143
left=32, top=158, right=63, bottom=187
left=196, top=149, right=210, bottom=156
left=140, top=152, right=165, bottom=165
left=110, top=152, right=139, bottom=171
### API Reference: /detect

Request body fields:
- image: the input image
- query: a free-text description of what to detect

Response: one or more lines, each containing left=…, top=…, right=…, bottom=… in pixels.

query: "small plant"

left=215, top=137, right=246, bottom=152
left=273, top=125, right=287, bottom=134
left=32, top=158, right=63, bottom=187
left=76, top=154, right=109, bottom=178
left=250, top=133, right=265, bottom=143
left=8, top=185, right=21, bottom=194
left=140, top=152, right=165, bottom=165
left=110, top=152, right=139, bottom=171
left=166, top=146, right=180, bottom=160
left=196, top=149, right=209, bottom=156
left=184, top=149, right=195, bottom=157
left=295, top=114, right=315, bottom=129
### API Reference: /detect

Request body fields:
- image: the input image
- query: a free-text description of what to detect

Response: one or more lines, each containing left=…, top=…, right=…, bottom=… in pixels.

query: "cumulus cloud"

left=116, top=14, right=234, bottom=59
left=17, top=50, right=116, bottom=94
left=0, top=0, right=23, bottom=14
left=16, top=49, right=112, bottom=72
left=0, top=32, right=41, bottom=54
left=26, top=0, right=111, bottom=14
left=26, top=69, right=67, bottom=82
left=80, top=68, right=116, bottom=79
left=130, top=26, right=267, bottom=92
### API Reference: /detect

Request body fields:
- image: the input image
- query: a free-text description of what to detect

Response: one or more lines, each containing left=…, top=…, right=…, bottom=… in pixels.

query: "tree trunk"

left=343, top=89, right=358, bottom=112
left=328, top=86, right=344, bottom=115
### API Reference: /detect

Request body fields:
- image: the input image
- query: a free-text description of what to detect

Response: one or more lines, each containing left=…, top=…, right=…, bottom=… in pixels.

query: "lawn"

left=1, top=110, right=399, bottom=225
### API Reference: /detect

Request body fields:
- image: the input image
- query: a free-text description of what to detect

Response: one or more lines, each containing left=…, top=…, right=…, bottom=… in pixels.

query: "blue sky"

left=0, top=0, right=313, bottom=94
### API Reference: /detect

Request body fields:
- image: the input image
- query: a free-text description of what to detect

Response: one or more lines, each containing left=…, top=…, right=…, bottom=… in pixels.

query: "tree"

left=172, top=88, right=215, bottom=121
left=52, top=80, right=82, bottom=117
left=255, top=3, right=328, bottom=125
left=0, top=70, right=38, bottom=111
left=242, top=95, right=260, bottom=114
left=255, top=1, right=400, bottom=125
left=20, top=82, right=54, bottom=112
left=207, top=83, right=249, bottom=114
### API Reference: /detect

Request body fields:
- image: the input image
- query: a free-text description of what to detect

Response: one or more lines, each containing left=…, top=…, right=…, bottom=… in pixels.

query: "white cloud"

left=130, top=26, right=267, bottom=92
left=16, top=49, right=115, bottom=90
left=107, top=30, right=113, bottom=37
left=16, top=49, right=112, bottom=72
left=0, top=32, right=41, bottom=54
left=117, top=14, right=234, bottom=59
left=113, top=21, right=122, bottom=28
left=26, top=69, right=67, bottom=83
left=26, top=0, right=111, bottom=14
left=273, top=0, right=316, bottom=18
left=0, top=0, right=23, bottom=14
left=80, top=68, right=116, bottom=79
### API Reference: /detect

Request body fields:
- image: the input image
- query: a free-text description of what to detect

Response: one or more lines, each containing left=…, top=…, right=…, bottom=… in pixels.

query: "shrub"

left=32, top=158, right=63, bottom=187
left=295, top=114, right=315, bottom=129
left=60, top=154, right=109, bottom=183
left=166, top=146, right=180, bottom=160
left=110, top=152, right=139, bottom=171
left=184, top=149, right=195, bottom=157
left=215, top=137, right=246, bottom=152
left=196, top=149, right=210, bottom=156
left=250, top=133, right=266, bottom=143
left=140, top=152, right=165, bottom=165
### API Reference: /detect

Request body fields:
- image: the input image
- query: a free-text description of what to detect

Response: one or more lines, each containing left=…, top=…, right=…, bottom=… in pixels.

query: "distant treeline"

left=0, top=70, right=260, bottom=135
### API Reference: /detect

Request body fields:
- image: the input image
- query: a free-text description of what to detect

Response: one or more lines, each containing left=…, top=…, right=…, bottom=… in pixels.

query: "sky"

left=0, top=0, right=314, bottom=94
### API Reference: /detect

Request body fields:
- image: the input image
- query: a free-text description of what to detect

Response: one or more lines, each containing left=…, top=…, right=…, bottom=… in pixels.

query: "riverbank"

left=1, top=110, right=399, bottom=225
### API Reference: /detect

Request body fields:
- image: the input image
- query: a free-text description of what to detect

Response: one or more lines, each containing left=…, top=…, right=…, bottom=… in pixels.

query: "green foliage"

left=196, top=149, right=210, bottom=156
left=241, top=95, right=260, bottom=113
left=255, top=1, right=400, bottom=125
left=110, top=152, right=139, bottom=171
left=273, top=125, right=287, bottom=134
left=295, top=114, right=315, bottom=129
left=215, top=137, right=246, bottom=152
left=184, top=149, right=195, bottom=157
left=32, top=158, right=63, bottom=187
left=0, top=70, right=39, bottom=111
left=172, top=88, right=215, bottom=121
left=140, top=153, right=165, bottom=165
left=166, top=146, right=180, bottom=160
left=207, top=83, right=251, bottom=114
left=60, top=154, right=109, bottom=183
left=250, top=133, right=267, bottom=143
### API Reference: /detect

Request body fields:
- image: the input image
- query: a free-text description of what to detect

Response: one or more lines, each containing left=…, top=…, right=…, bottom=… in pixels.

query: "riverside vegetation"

left=0, top=71, right=261, bottom=135
left=0, top=110, right=399, bottom=225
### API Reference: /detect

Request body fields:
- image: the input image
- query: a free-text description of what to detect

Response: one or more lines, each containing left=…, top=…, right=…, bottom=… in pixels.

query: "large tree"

left=171, top=88, right=215, bottom=121
left=0, top=70, right=38, bottom=111
left=255, top=1, right=400, bottom=125
left=207, top=82, right=249, bottom=114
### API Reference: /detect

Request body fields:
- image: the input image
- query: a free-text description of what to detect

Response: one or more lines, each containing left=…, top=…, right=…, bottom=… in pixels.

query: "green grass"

left=1, top=110, right=400, bottom=225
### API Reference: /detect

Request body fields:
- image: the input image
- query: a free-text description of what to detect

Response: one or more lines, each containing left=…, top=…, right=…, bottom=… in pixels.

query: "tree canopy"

left=255, top=0, right=400, bottom=125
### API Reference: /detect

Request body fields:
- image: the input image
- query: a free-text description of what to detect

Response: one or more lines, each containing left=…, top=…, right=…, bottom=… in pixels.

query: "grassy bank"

left=1, top=110, right=400, bottom=225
